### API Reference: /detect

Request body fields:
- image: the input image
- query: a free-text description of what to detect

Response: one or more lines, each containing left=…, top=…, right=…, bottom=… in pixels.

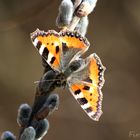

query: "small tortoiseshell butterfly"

left=31, top=29, right=105, bottom=121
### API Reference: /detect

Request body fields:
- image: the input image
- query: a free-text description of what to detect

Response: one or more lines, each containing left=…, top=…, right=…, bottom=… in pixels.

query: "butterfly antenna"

left=34, top=79, right=60, bottom=84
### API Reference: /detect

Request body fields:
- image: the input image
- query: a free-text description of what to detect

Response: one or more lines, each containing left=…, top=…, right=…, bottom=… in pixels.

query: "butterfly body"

left=54, top=72, right=66, bottom=88
left=31, top=29, right=105, bottom=121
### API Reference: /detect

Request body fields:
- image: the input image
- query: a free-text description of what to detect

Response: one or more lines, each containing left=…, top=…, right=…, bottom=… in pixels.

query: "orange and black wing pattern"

left=31, top=29, right=62, bottom=71
left=31, top=29, right=105, bottom=121
left=68, top=53, right=105, bottom=121
left=31, top=29, right=90, bottom=71
left=60, top=31, right=89, bottom=69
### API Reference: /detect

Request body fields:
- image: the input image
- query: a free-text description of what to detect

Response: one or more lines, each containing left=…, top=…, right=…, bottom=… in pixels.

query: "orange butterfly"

left=31, top=29, right=105, bottom=121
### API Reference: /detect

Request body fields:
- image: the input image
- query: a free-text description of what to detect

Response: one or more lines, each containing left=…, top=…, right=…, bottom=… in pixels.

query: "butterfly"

left=30, top=29, right=105, bottom=121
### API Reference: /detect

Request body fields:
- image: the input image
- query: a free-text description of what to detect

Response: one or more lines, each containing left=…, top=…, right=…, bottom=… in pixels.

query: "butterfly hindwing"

left=68, top=53, right=105, bottom=121
left=31, top=29, right=62, bottom=71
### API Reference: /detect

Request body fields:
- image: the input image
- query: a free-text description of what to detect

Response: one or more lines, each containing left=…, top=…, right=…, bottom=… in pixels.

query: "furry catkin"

left=56, top=0, right=74, bottom=28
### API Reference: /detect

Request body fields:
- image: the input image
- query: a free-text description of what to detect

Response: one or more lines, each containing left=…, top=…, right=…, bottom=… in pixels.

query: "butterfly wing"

left=31, top=29, right=62, bottom=71
left=60, top=31, right=90, bottom=70
left=67, top=53, right=105, bottom=121
left=31, top=29, right=89, bottom=72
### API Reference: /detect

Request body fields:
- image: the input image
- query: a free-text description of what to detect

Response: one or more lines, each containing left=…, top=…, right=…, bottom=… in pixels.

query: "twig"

left=1, top=0, right=98, bottom=140
left=68, top=16, right=80, bottom=31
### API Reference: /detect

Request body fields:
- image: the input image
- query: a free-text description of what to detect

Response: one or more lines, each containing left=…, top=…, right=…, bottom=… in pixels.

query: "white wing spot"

left=88, top=111, right=95, bottom=117
left=39, top=44, right=45, bottom=55
left=81, top=103, right=90, bottom=110
left=33, top=38, right=39, bottom=47
left=75, top=92, right=84, bottom=99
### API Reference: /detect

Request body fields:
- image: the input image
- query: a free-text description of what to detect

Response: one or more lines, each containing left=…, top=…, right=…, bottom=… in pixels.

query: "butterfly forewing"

left=31, top=29, right=62, bottom=71
left=70, top=83, right=102, bottom=121
left=31, top=29, right=90, bottom=72
left=89, top=53, right=105, bottom=88
left=60, top=31, right=90, bottom=69
left=68, top=53, right=105, bottom=121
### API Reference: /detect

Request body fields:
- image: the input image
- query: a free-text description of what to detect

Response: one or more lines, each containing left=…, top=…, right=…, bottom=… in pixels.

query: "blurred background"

left=0, top=0, right=140, bottom=140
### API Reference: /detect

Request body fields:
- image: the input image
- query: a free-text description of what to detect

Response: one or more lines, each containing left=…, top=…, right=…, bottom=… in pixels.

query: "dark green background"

left=0, top=0, right=139, bottom=140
